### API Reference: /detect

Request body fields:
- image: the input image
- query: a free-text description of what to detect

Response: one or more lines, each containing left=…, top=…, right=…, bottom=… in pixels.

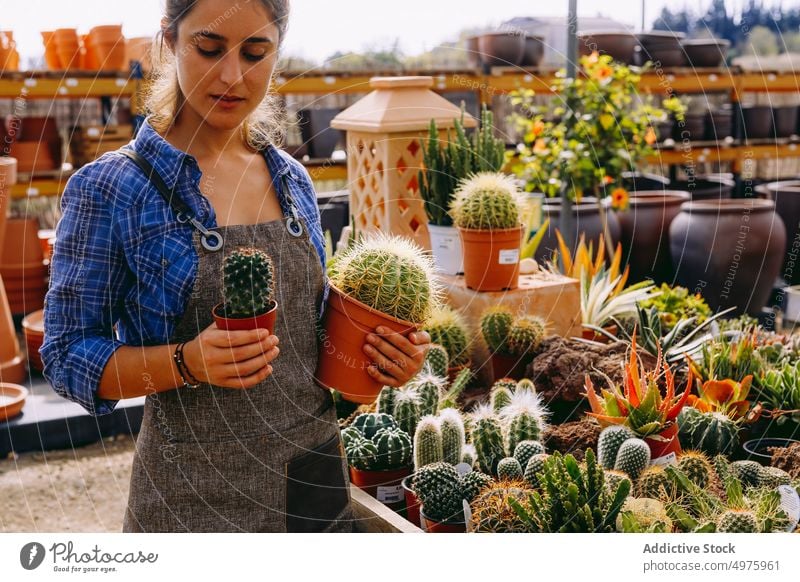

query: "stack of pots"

left=41, top=26, right=126, bottom=71
left=52, top=28, right=81, bottom=71
left=1, top=31, right=21, bottom=72
left=705, top=105, right=734, bottom=141
left=636, top=31, right=686, bottom=67
left=0, top=218, right=48, bottom=315
left=470, top=32, right=544, bottom=69
left=7, top=116, right=61, bottom=174
left=88, top=25, right=126, bottom=71
left=533, top=197, right=621, bottom=264
left=0, top=157, right=26, bottom=383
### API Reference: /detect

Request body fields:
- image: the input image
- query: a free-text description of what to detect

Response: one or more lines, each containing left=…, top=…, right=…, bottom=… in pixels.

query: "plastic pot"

left=773, top=106, right=798, bottom=138
left=401, top=475, right=421, bottom=527
left=428, top=223, right=463, bottom=276
left=643, top=423, right=681, bottom=464
left=742, top=437, right=800, bottom=464
left=419, top=509, right=466, bottom=533
left=459, top=225, right=522, bottom=292
left=212, top=300, right=278, bottom=332
left=349, top=465, right=412, bottom=511
left=705, top=107, right=734, bottom=141
left=315, top=284, right=417, bottom=404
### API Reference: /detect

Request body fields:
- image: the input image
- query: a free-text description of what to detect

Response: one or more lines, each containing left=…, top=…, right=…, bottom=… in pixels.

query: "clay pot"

left=401, top=475, right=421, bottom=527
left=637, top=31, right=685, bottom=51
left=212, top=300, right=278, bottom=332
left=535, top=197, right=622, bottom=263
left=126, top=36, right=153, bottom=73
left=578, top=31, right=638, bottom=64
left=349, top=465, right=412, bottom=511
left=41, top=31, right=61, bottom=70
left=459, top=225, right=523, bottom=292
left=0, top=382, right=28, bottom=421
left=670, top=176, right=734, bottom=200
left=741, top=105, right=773, bottom=140
left=643, top=423, right=682, bottom=463
left=1, top=115, right=20, bottom=156
left=757, top=180, right=800, bottom=285
left=315, top=284, right=418, bottom=404
left=490, top=352, right=530, bottom=382
left=18, top=116, right=59, bottom=143
left=420, top=510, right=466, bottom=533
left=637, top=31, right=685, bottom=67
left=54, top=28, right=80, bottom=71
left=681, top=38, right=729, bottom=67
left=773, top=106, right=798, bottom=138
left=617, top=190, right=690, bottom=284
left=580, top=324, right=618, bottom=343
left=519, top=35, right=544, bottom=67
left=0, top=157, right=16, bottom=251
left=476, top=32, right=525, bottom=68
left=8, top=142, right=56, bottom=173
left=90, top=25, right=123, bottom=44
left=670, top=198, right=787, bottom=315
left=1, top=218, right=44, bottom=266
left=22, top=309, right=44, bottom=373
left=93, top=40, right=127, bottom=71
left=622, top=171, right=670, bottom=193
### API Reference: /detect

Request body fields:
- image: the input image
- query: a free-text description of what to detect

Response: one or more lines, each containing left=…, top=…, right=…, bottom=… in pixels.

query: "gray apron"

left=121, top=163, right=352, bottom=533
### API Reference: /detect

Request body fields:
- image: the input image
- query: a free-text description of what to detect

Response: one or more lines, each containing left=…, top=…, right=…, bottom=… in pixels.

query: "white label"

left=115, top=78, right=127, bottom=87
left=498, top=248, right=520, bottom=265
left=777, top=485, right=800, bottom=532
left=26, top=187, right=39, bottom=197
left=65, top=78, right=78, bottom=87
left=435, top=236, right=457, bottom=251
left=650, top=452, right=677, bottom=467
left=24, top=78, right=37, bottom=87
left=376, top=484, right=403, bottom=504
left=462, top=499, right=473, bottom=532
left=454, top=463, right=472, bottom=476
left=87, top=127, right=101, bottom=138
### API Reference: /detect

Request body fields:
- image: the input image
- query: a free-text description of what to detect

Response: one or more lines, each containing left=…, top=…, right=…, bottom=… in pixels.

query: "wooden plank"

left=350, top=485, right=422, bottom=533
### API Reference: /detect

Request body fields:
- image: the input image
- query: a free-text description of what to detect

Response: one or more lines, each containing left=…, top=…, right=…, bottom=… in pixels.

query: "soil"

left=543, top=419, right=602, bottom=461
left=770, top=441, right=800, bottom=478
left=0, top=434, right=134, bottom=532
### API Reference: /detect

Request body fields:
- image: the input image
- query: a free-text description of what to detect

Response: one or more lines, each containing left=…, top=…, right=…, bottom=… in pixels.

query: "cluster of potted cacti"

left=422, top=305, right=471, bottom=379
left=480, top=306, right=547, bottom=381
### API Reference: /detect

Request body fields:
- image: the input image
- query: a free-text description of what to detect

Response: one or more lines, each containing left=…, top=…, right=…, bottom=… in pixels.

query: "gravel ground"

left=0, top=434, right=135, bottom=532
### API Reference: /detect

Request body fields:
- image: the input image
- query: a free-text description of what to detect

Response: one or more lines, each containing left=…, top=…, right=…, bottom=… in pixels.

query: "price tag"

left=777, top=485, right=800, bottom=532
left=115, top=78, right=127, bottom=87
left=498, top=248, right=520, bottom=265
left=376, top=484, right=403, bottom=504
left=435, top=235, right=457, bottom=251
left=650, top=452, right=677, bottom=467
left=24, top=78, right=37, bottom=87
left=87, top=127, right=101, bottom=138
left=26, top=187, right=40, bottom=197
left=65, top=78, right=78, bottom=87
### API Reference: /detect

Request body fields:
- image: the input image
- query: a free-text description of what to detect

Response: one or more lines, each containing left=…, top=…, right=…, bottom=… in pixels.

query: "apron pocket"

left=285, top=433, right=350, bottom=533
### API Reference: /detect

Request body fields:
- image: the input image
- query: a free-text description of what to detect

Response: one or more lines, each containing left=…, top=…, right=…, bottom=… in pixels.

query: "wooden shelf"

left=0, top=71, right=137, bottom=100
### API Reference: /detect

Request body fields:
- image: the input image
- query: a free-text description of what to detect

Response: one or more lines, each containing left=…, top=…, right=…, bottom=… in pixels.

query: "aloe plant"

left=580, top=268, right=658, bottom=329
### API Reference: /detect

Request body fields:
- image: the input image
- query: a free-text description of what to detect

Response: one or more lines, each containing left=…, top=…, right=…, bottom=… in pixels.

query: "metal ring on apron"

left=286, top=215, right=304, bottom=238
left=179, top=212, right=224, bottom=252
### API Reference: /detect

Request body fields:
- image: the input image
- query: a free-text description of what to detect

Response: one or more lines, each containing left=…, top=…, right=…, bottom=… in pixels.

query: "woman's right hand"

left=181, top=323, right=280, bottom=389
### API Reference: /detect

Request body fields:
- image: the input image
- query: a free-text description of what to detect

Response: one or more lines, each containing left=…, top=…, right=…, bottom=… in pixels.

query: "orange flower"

left=593, top=64, right=613, bottom=81
left=532, top=119, right=545, bottom=137
left=602, top=175, right=614, bottom=185
left=585, top=51, right=600, bottom=64
left=532, top=138, right=547, bottom=154
left=645, top=126, right=657, bottom=145
left=610, top=187, right=629, bottom=210
left=688, top=376, right=752, bottom=420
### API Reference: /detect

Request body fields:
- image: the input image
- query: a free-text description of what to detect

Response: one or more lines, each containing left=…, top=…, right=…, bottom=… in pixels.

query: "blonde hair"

left=144, top=0, right=290, bottom=151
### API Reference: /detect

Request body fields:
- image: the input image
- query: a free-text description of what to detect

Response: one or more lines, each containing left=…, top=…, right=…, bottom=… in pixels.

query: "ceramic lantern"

left=330, top=76, right=476, bottom=249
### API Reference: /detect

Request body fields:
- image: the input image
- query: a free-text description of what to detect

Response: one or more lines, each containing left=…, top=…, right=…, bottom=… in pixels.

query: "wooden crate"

left=350, top=486, right=422, bottom=533
left=70, top=124, right=132, bottom=166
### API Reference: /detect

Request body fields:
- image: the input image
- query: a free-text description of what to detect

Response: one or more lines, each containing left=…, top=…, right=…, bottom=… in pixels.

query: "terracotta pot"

left=0, top=275, right=25, bottom=384
left=212, top=300, right=278, bottom=332
left=643, top=423, right=681, bottom=463
left=41, top=31, right=61, bottom=70
left=90, top=25, right=123, bottom=43
left=54, top=28, right=80, bottom=71
left=773, top=106, right=798, bottom=138
left=0, top=382, right=28, bottom=421
left=465, top=36, right=481, bottom=68
left=1, top=218, right=44, bottom=266
left=459, top=225, right=522, bottom=292
left=670, top=198, right=787, bottom=315
left=401, top=475, right=421, bottom=526
left=535, top=198, right=622, bottom=263
left=349, top=465, right=411, bottom=510
left=670, top=176, right=734, bottom=200
left=315, top=284, right=417, bottom=404
left=681, top=38, right=729, bottom=67
left=93, top=40, right=127, bottom=71
left=490, top=352, right=530, bottom=382
left=758, top=180, right=800, bottom=285
left=741, top=106, right=773, bottom=140
left=9, top=141, right=56, bottom=173
left=519, top=35, right=544, bottom=67
left=125, top=36, right=153, bottom=73
left=476, top=32, right=525, bottom=68
left=0, top=157, right=16, bottom=251
left=580, top=324, right=618, bottom=343
left=420, top=509, right=466, bottom=533
left=22, top=309, right=44, bottom=373
left=617, top=190, right=690, bottom=284
left=18, top=116, right=59, bottom=143
left=578, top=31, right=638, bottom=64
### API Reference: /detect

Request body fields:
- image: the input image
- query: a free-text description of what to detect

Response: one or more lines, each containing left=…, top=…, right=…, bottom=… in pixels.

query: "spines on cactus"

left=376, top=386, right=399, bottom=416
left=450, top=172, right=523, bottom=231
left=731, top=460, right=763, bottom=488
left=604, top=470, right=633, bottom=496
left=461, top=444, right=477, bottom=467
left=506, top=315, right=547, bottom=357
left=222, top=247, right=274, bottom=317
left=636, top=466, right=675, bottom=501
left=481, top=306, right=514, bottom=354
left=469, top=482, right=532, bottom=533
left=406, top=372, right=444, bottom=417
left=677, top=451, right=712, bottom=489
left=514, top=440, right=545, bottom=471
left=490, top=385, right=513, bottom=413
left=597, top=426, right=637, bottom=469
left=340, top=426, right=362, bottom=449
left=439, top=408, right=466, bottom=466
left=423, top=306, right=471, bottom=367
left=423, top=343, right=449, bottom=378
left=523, top=453, right=549, bottom=488
left=351, top=412, right=397, bottom=440
left=470, top=405, right=506, bottom=475
left=491, top=378, right=518, bottom=393
left=757, top=466, right=792, bottom=488
left=614, top=438, right=651, bottom=481
left=499, top=389, right=548, bottom=457
left=413, top=416, right=443, bottom=471
left=345, top=436, right=379, bottom=470
left=460, top=471, right=495, bottom=504
left=372, top=427, right=413, bottom=469
left=497, top=457, right=524, bottom=480
left=677, top=408, right=740, bottom=457
left=716, top=509, right=758, bottom=533
left=412, top=462, right=465, bottom=522
left=516, top=378, right=536, bottom=392
left=393, top=390, right=422, bottom=438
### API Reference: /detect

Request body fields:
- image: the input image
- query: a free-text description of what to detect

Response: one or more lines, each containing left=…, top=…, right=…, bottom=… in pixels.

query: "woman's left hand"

left=363, top=327, right=432, bottom=387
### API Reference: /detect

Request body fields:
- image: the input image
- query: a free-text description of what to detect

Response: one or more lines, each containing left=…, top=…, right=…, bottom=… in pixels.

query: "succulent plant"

left=523, top=453, right=549, bottom=489
left=376, top=386, right=400, bottom=416
left=422, top=306, right=471, bottom=368
left=423, top=343, right=449, bottom=377
left=597, top=425, right=637, bottom=469
left=469, top=481, right=532, bottom=533
left=677, top=451, right=712, bottom=489
left=470, top=405, right=506, bottom=475
left=439, top=408, right=466, bottom=466
left=499, top=389, right=548, bottom=458
left=406, top=372, right=444, bottom=417
left=516, top=378, right=536, bottom=392
left=490, top=385, right=513, bottom=413
left=513, top=440, right=546, bottom=471
left=345, top=436, right=379, bottom=470
left=413, top=415, right=443, bottom=471
left=392, top=390, right=422, bottom=438
left=506, top=316, right=547, bottom=358
left=636, top=466, right=676, bottom=501
left=412, top=462, right=465, bottom=522
left=731, top=460, right=763, bottom=488
left=677, top=407, right=740, bottom=457
left=340, top=426, right=363, bottom=449
left=480, top=306, right=514, bottom=354
left=373, top=427, right=413, bottom=469
left=616, top=498, right=673, bottom=533
left=604, top=470, right=633, bottom=496
left=716, top=509, right=758, bottom=533
left=757, top=466, right=792, bottom=488
left=450, top=172, right=523, bottom=231
left=613, top=438, right=651, bottom=481
left=351, top=412, right=397, bottom=440
left=497, top=457, right=524, bottom=480
left=329, top=232, right=440, bottom=323
left=221, top=247, right=274, bottom=317
left=492, top=378, right=518, bottom=393
left=461, top=444, right=477, bottom=468
left=460, top=470, right=495, bottom=503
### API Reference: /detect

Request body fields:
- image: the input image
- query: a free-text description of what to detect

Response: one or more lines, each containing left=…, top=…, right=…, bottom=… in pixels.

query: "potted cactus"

left=480, top=307, right=547, bottom=381
left=317, top=233, right=440, bottom=403
left=212, top=247, right=277, bottom=331
left=422, top=305, right=472, bottom=380
left=450, top=172, right=524, bottom=292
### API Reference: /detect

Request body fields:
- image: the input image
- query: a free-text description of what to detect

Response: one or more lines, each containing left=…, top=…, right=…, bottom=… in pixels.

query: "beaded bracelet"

left=173, top=342, right=200, bottom=389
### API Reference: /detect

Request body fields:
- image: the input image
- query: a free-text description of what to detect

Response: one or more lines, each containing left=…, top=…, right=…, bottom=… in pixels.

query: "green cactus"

left=677, top=451, right=712, bottom=489
left=716, top=509, right=758, bottom=533
left=372, top=427, right=412, bottom=470
left=469, top=483, right=532, bottom=533
left=491, top=378, right=518, bottom=393
left=616, top=498, right=672, bottom=533
left=393, top=390, right=422, bottom=438
left=423, top=306, right=471, bottom=367
left=413, top=416, right=443, bottom=471
left=731, top=460, right=763, bottom=488
left=450, top=172, right=522, bottom=231
left=636, top=466, right=676, bottom=501
left=423, top=343, right=449, bottom=378
left=329, top=233, right=439, bottom=323
left=500, top=389, right=548, bottom=457
left=523, top=453, right=549, bottom=488
left=461, top=444, right=477, bottom=468
left=407, top=373, right=444, bottom=417
left=470, top=405, right=506, bottom=475
left=516, top=378, right=536, bottom=392
left=439, top=408, right=466, bottom=466
left=221, top=247, right=274, bottom=317
left=597, top=426, right=637, bottom=469
left=345, top=436, right=379, bottom=470
left=506, top=316, right=547, bottom=358
left=412, top=462, right=465, bottom=522
left=439, top=366, right=473, bottom=411
left=514, top=440, right=545, bottom=471
left=490, top=386, right=513, bottom=413
left=614, top=438, right=651, bottom=481
left=480, top=306, right=514, bottom=354
left=677, top=408, right=740, bottom=457
left=351, top=412, right=397, bottom=440
left=376, top=386, right=399, bottom=416
left=340, top=426, right=363, bottom=449
left=604, top=470, right=633, bottom=496
left=460, top=470, right=495, bottom=503
left=758, top=466, right=792, bottom=488
left=497, top=457, right=524, bottom=480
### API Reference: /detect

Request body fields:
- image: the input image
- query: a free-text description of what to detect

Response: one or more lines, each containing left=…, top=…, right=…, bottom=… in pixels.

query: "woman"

left=40, top=0, right=430, bottom=533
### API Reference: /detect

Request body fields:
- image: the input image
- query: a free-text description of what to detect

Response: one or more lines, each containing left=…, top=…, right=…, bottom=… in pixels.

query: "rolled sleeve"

left=40, top=168, right=128, bottom=417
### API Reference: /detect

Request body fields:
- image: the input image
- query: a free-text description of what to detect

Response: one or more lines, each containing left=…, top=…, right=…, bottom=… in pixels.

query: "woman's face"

left=167, top=0, right=280, bottom=131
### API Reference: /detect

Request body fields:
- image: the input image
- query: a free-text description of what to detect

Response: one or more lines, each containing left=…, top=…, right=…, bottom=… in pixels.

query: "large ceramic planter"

left=476, top=32, right=525, bottom=68
left=643, top=423, right=681, bottom=464
left=420, top=509, right=466, bottom=533
left=459, top=225, right=522, bottom=292
left=670, top=198, right=787, bottom=315
left=519, top=35, right=544, bottom=67
left=670, top=176, right=734, bottom=200
left=212, top=300, right=278, bottom=332
left=315, top=284, right=417, bottom=404
left=617, top=190, right=690, bottom=284
left=705, top=107, right=734, bottom=140
left=535, top=198, right=621, bottom=263
left=349, top=465, right=412, bottom=511
left=428, top=223, right=463, bottom=276
left=578, top=31, right=637, bottom=63
left=773, top=106, right=798, bottom=138
left=681, top=38, right=729, bottom=67
left=401, top=475, right=421, bottom=526
left=622, top=171, right=670, bottom=193
left=759, top=180, right=800, bottom=285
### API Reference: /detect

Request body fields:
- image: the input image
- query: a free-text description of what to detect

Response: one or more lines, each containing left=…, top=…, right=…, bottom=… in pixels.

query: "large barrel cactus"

left=222, top=247, right=274, bottom=317
left=450, top=172, right=523, bottom=231
left=677, top=407, right=740, bottom=457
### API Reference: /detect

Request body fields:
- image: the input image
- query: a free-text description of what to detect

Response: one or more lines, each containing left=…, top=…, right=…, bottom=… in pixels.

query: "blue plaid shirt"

left=40, top=119, right=327, bottom=417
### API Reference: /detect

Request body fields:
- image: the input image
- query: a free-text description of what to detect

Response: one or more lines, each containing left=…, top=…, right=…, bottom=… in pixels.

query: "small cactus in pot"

left=213, top=247, right=277, bottom=331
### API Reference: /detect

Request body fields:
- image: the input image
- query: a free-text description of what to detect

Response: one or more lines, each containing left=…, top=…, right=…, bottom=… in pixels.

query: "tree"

left=741, top=25, right=780, bottom=56
left=653, top=7, right=693, bottom=34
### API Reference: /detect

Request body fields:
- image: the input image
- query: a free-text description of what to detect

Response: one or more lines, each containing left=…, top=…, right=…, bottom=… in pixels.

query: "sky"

left=2, top=0, right=777, bottom=65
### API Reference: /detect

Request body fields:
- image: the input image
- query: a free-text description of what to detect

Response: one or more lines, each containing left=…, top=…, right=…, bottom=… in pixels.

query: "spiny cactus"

left=412, top=462, right=464, bottom=522
left=450, top=172, right=523, bottom=231
left=376, top=386, right=399, bottom=416
left=462, top=444, right=477, bottom=468
left=460, top=471, right=495, bottom=503
left=731, top=460, right=763, bottom=488
left=514, top=440, right=545, bottom=471
left=221, top=247, right=274, bottom=317
left=716, top=509, right=758, bottom=533
left=523, top=453, right=549, bottom=488
left=393, top=390, right=422, bottom=438
left=677, top=407, right=740, bottom=457
left=470, top=405, right=506, bottom=475
left=677, top=451, right=712, bottom=489
left=506, top=316, right=547, bottom=358
left=423, top=306, right=471, bottom=367
left=413, top=416, right=443, bottom=471
left=597, top=426, right=637, bottom=469
left=340, top=426, right=363, bottom=449
left=406, top=372, right=444, bottom=417
left=516, top=378, right=536, bottom=392
left=345, top=436, right=379, bottom=470
left=351, top=412, right=396, bottom=440
left=481, top=306, right=514, bottom=354
left=499, top=389, right=548, bottom=457
left=498, top=457, right=524, bottom=480
left=604, top=470, right=633, bottom=496
left=373, top=427, right=413, bottom=469
left=439, top=366, right=473, bottom=411
left=636, top=466, right=676, bottom=501
left=469, top=482, right=532, bottom=533
left=614, top=438, right=651, bottom=481
left=490, top=385, right=513, bottom=413
left=616, top=498, right=672, bottom=533
left=329, top=233, right=439, bottom=323
left=439, top=408, right=466, bottom=466
left=492, top=378, right=518, bottom=393
left=423, top=343, right=449, bottom=378
left=757, top=466, right=792, bottom=488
